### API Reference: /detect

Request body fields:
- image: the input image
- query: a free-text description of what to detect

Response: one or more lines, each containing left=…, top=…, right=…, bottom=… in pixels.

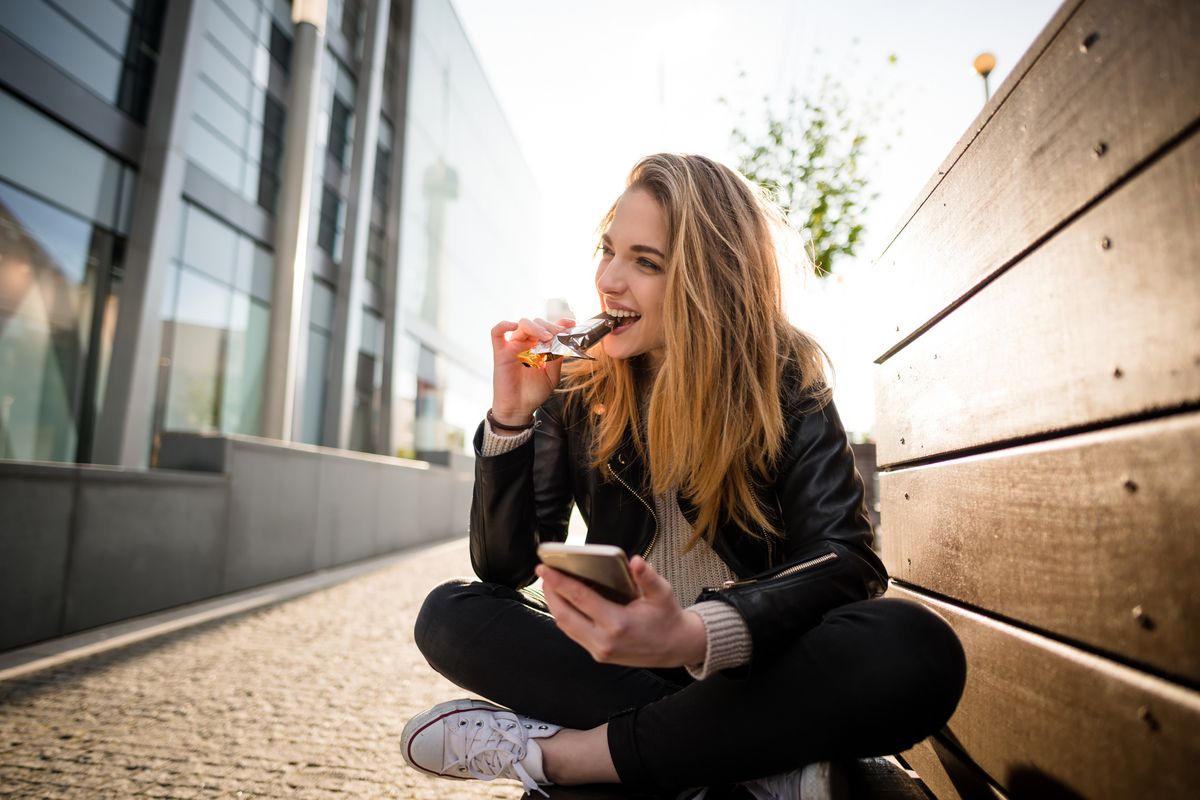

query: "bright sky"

left=448, top=0, right=1060, bottom=434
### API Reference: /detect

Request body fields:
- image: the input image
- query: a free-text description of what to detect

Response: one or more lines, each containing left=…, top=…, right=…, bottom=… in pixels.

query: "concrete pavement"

left=0, top=538, right=519, bottom=799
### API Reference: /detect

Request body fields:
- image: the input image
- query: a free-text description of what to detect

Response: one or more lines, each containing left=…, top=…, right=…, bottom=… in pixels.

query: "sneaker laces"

left=445, top=710, right=548, bottom=797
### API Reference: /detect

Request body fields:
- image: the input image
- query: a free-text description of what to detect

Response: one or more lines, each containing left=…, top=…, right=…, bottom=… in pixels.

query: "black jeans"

left=414, top=579, right=965, bottom=791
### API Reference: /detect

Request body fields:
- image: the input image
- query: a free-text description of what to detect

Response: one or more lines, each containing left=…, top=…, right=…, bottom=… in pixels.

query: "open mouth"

left=607, top=309, right=641, bottom=330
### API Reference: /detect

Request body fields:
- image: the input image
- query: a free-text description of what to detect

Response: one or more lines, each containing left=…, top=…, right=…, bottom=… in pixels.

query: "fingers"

left=491, top=320, right=518, bottom=343
left=629, top=556, right=675, bottom=603
left=537, top=566, right=621, bottom=624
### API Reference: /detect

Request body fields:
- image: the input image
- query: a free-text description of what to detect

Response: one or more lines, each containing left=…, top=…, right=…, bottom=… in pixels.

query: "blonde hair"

left=564, top=153, right=831, bottom=547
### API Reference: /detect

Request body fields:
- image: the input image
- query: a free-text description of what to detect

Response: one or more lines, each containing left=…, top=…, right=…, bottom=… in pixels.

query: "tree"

left=729, top=74, right=883, bottom=278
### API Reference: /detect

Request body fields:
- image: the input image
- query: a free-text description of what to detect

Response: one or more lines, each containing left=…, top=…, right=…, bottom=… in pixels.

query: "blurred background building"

left=0, top=0, right=538, bottom=469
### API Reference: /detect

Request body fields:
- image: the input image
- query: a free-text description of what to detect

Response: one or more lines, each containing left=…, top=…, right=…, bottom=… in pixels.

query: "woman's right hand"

left=490, top=317, right=575, bottom=426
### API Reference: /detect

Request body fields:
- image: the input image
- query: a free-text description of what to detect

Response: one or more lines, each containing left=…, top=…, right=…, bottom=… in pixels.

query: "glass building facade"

left=0, top=0, right=539, bottom=467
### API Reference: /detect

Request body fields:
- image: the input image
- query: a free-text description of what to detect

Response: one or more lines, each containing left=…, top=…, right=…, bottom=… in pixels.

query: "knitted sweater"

left=481, top=421, right=753, bottom=679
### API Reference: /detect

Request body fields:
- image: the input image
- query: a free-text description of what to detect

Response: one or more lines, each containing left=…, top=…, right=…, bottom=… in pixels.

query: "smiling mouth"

left=606, top=309, right=641, bottom=329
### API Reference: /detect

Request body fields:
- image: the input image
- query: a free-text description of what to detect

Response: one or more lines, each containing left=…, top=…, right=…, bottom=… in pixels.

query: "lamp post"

left=974, top=52, right=997, bottom=103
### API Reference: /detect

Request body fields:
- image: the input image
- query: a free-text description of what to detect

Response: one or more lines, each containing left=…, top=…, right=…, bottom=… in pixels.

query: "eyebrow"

left=602, top=233, right=665, bottom=260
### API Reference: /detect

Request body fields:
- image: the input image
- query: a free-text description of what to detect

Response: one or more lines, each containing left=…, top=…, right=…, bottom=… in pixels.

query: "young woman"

left=403, top=154, right=965, bottom=798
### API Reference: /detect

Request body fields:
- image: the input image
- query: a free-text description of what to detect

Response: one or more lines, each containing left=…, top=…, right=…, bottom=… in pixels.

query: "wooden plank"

left=880, top=412, right=1200, bottom=685
left=874, top=128, right=1200, bottom=466
left=872, top=0, right=1200, bottom=362
left=880, top=0, right=1085, bottom=259
left=900, top=736, right=1007, bottom=800
left=887, top=585, right=1200, bottom=799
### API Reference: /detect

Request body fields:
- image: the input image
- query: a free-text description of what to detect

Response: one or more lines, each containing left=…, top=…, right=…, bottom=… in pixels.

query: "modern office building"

left=0, top=0, right=539, bottom=468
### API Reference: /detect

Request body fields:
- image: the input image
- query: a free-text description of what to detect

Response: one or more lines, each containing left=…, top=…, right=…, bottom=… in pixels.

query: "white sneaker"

left=402, top=698, right=562, bottom=797
left=741, top=761, right=848, bottom=800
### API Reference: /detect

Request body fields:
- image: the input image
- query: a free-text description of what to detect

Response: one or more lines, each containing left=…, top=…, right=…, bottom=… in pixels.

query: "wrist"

left=678, top=609, right=709, bottom=666
left=487, top=408, right=535, bottom=430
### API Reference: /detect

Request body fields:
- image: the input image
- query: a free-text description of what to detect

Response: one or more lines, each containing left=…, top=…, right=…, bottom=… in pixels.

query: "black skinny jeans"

left=414, top=579, right=966, bottom=791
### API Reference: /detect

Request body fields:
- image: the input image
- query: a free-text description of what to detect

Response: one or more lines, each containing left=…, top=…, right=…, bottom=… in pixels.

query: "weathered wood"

left=887, top=585, right=1200, bottom=799
left=880, top=0, right=1084, bottom=257
left=900, top=737, right=1007, bottom=800
left=875, top=128, right=1200, bottom=467
left=880, top=412, right=1200, bottom=685
left=872, top=0, right=1200, bottom=362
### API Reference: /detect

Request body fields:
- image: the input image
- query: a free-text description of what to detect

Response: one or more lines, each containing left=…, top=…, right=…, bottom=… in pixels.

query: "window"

left=268, top=21, right=293, bottom=72
left=316, top=184, right=344, bottom=259
left=258, top=96, right=286, bottom=214
left=327, top=97, right=353, bottom=170
left=154, top=203, right=273, bottom=441
left=365, top=222, right=386, bottom=286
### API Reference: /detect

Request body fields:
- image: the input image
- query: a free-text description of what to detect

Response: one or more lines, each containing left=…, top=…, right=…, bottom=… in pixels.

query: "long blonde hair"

left=564, top=154, right=831, bottom=547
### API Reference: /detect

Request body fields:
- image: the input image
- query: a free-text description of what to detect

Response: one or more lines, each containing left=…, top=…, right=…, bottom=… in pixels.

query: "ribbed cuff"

left=684, top=600, right=752, bottom=680
left=480, top=420, right=534, bottom=456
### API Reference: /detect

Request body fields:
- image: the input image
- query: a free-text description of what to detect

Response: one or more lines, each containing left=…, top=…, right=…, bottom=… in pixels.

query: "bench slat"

left=875, top=127, right=1200, bottom=467
left=887, top=584, right=1200, bottom=799
left=871, top=0, right=1199, bottom=363
left=880, top=412, right=1200, bottom=684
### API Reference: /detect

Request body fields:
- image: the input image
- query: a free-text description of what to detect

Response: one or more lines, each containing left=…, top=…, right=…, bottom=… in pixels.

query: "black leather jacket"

left=469, top=387, right=888, bottom=666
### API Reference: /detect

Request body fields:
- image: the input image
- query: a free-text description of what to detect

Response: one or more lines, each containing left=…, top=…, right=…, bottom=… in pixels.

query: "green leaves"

left=731, top=76, right=877, bottom=278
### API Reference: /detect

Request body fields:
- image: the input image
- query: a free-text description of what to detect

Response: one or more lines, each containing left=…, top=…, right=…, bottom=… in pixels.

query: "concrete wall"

left=0, top=435, right=473, bottom=652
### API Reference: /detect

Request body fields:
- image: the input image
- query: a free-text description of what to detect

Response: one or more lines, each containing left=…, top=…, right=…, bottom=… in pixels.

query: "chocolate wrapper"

left=517, top=314, right=616, bottom=368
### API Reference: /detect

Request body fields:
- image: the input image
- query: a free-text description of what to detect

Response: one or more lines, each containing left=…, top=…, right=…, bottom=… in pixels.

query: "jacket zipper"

left=718, top=550, right=838, bottom=589
left=607, top=460, right=659, bottom=559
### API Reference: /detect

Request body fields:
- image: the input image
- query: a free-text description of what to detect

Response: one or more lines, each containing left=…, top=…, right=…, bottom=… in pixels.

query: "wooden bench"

left=870, top=0, right=1200, bottom=797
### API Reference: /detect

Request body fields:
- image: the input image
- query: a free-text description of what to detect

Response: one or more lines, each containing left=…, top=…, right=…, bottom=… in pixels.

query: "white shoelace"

left=444, top=710, right=547, bottom=797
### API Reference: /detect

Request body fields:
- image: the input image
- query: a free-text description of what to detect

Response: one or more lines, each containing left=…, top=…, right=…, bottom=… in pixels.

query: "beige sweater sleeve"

left=684, top=600, right=753, bottom=680
left=480, top=419, right=534, bottom=456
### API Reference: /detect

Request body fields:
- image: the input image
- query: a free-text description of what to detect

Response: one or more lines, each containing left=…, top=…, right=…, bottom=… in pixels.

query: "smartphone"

left=537, top=543, right=640, bottom=605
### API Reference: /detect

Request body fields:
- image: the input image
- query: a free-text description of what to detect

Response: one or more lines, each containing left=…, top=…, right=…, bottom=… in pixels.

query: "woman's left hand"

left=536, top=556, right=707, bottom=668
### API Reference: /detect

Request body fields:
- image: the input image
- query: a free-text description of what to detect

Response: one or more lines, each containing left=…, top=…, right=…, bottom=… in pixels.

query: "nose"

left=595, top=257, right=626, bottom=295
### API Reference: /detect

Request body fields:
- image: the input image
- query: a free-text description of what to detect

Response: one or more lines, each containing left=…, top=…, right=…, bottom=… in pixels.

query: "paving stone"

left=0, top=539, right=530, bottom=798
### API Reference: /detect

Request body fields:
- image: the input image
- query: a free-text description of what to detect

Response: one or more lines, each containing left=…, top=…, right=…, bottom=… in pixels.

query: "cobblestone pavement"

left=0, top=539, right=526, bottom=799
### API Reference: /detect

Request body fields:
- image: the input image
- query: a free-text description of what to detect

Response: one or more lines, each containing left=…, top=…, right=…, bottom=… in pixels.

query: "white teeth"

left=606, top=309, right=641, bottom=318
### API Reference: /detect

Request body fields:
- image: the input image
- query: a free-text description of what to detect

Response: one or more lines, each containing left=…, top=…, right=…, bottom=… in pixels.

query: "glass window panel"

left=252, top=40, right=271, bottom=89
left=299, top=327, right=330, bottom=444
left=197, top=38, right=253, bottom=112
left=334, top=60, right=356, bottom=105
left=116, top=165, right=137, bottom=236
left=232, top=236, right=255, bottom=294
left=192, top=77, right=252, bottom=151
left=53, top=0, right=133, bottom=54
left=308, top=278, right=335, bottom=331
left=250, top=245, right=273, bottom=303
left=0, top=181, right=103, bottom=461
left=216, top=0, right=259, bottom=35
left=268, top=20, right=292, bottom=71
left=316, top=185, right=344, bottom=259
left=163, top=269, right=231, bottom=432
left=327, top=97, right=353, bottom=169
left=1, top=0, right=123, bottom=105
left=221, top=292, right=268, bottom=435
left=0, top=180, right=93, bottom=286
left=206, top=0, right=257, bottom=68
left=160, top=260, right=180, bottom=318
left=182, top=205, right=238, bottom=285
left=245, top=122, right=264, bottom=165
left=240, top=153, right=261, bottom=202
left=186, top=116, right=245, bottom=191
left=0, top=91, right=126, bottom=230
left=270, top=0, right=293, bottom=29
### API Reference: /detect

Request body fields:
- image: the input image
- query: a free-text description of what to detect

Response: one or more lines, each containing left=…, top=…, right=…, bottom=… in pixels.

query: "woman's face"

left=594, top=188, right=669, bottom=368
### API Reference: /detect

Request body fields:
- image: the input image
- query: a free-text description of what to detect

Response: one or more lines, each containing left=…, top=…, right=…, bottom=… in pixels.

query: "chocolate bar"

left=517, top=314, right=616, bottom=368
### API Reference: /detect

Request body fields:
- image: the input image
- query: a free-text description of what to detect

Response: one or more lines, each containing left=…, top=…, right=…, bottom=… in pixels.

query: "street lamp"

left=974, top=52, right=997, bottom=103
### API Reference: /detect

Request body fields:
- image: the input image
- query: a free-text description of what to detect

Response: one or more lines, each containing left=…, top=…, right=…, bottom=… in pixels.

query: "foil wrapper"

left=517, top=314, right=616, bottom=368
